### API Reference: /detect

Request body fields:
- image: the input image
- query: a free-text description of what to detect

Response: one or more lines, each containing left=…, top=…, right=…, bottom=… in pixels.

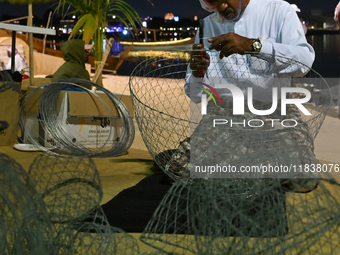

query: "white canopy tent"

left=0, top=22, right=55, bottom=84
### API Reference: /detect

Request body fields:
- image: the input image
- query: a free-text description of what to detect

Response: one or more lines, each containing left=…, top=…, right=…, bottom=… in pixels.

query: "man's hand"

left=190, top=44, right=210, bottom=77
left=208, top=33, right=253, bottom=59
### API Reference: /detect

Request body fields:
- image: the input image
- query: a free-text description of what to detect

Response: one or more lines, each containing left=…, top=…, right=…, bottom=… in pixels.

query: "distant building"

left=164, top=13, right=175, bottom=21
left=107, top=19, right=125, bottom=33
left=305, top=9, right=338, bottom=30
left=58, top=18, right=76, bottom=34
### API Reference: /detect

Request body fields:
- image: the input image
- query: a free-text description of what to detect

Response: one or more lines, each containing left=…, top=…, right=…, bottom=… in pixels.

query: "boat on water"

left=0, top=27, right=195, bottom=75
left=0, top=28, right=136, bottom=75
left=120, top=37, right=194, bottom=52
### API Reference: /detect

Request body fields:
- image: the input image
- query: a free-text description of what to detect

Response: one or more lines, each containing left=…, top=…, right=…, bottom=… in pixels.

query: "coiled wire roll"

left=20, top=78, right=135, bottom=157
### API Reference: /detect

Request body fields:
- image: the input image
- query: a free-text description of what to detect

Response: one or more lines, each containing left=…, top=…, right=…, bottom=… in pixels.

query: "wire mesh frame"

left=140, top=175, right=340, bottom=255
left=27, top=153, right=103, bottom=224
left=55, top=207, right=140, bottom=255
left=0, top=152, right=141, bottom=254
left=0, top=153, right=57, bottom=254
left=129, top=53, right=196, bottom=176
left=129, top=51, right=332, bottom=182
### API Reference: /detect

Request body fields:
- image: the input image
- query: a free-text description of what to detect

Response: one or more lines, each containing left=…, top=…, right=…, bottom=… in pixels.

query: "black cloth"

left=101, top=173, right=288, bottom=237
left=101, top=173, right=172, bottom=232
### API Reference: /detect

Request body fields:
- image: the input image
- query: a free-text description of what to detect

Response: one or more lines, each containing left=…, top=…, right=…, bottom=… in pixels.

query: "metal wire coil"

left=19, top=78, right=135, bottom=157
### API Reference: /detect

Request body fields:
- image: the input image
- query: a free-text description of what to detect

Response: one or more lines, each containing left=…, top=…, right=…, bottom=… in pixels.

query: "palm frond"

left=82, top=14, right=97, bottom=43
left=108, top=1, right=141, bottom=27
left=69, top=13, right=88, bottom=39
left=56, top=0, right=153, bottom=83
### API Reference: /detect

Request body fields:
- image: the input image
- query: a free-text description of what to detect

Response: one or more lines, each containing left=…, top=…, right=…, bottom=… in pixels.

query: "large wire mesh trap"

left=27, top=152, right=143, bottom=254
left=56, top=207, right=140, bottom=255
left=28, top=153, right=103, bottom=223
left=130, top=51, right=336, bottom=254
left=0, top=153, right=140, bottom=254
left=140, top=175, right=340, bottom=254
left=0, top=153, right=57, bottom=254
left=19, top=78, right=135, bottom=157
left=129, top=51, right=332, bottom=181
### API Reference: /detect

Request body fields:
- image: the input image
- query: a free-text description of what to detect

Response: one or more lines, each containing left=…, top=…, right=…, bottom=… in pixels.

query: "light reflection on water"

left=118, top=34, right=340, bottom=78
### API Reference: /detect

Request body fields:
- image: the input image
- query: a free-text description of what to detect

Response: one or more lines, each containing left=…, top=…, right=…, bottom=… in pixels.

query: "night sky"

left=0, top=0, right=338, bottom=20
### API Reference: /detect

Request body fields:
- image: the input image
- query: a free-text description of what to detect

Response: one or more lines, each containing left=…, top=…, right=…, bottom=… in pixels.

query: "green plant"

left=56, top=0, right=150, bottom=83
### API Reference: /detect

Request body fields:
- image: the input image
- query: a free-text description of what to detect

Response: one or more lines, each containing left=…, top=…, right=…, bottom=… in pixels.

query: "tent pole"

left=28, top=4, right=34, bottom=85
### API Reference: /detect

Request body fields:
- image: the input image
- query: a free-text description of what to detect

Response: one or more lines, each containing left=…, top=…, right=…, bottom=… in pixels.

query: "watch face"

left=253, top=40, right=262, bottom=52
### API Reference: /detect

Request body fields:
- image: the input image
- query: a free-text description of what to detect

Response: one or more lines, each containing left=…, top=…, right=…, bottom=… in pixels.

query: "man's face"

left=212, top=0, right=250, bottom=21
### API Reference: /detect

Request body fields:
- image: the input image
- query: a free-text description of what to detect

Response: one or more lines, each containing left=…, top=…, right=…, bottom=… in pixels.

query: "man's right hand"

left=190, top=44, right=210, bottom=77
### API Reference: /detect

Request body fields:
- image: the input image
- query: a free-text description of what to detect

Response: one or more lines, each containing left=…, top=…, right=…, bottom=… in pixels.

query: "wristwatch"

left=252, top=39, right=262, bottom=53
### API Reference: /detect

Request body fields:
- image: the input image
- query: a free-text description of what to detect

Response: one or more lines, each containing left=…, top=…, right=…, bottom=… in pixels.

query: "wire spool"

left=28, top=153, right=103, bottom=224
left=129, top=51, right=332, bottom=182
left=0, top=153, right=56, bottom=254
left=19, top=78, right=135, bottom=158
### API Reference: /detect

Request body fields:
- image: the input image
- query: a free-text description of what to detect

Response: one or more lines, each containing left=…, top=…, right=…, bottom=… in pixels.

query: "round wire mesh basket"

left=56, top=207, right=140, bottom=255
left=0, top=153, right=57, bottom=254
left=129, top=51, right=332, bottom=181
left=27, top=153, right=103, bottom=223
left=140, top=175, right=340, bottom=255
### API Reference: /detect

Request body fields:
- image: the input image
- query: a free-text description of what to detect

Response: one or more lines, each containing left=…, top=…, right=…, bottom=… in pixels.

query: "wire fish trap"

left=56, top=207, right=140, bottom=255
left=129, top=51, right=332, bottom=182
left=140, top=175, right=340, bottom=255
left=19, top=78, right=135, bottom=158
left=0, top=153, right=57, bottom=254
left=0, top=152, right=140, bottom=254
left=27, top=153, right=103, bottom=224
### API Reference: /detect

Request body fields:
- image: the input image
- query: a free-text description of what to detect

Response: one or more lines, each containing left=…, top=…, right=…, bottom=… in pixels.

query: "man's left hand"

left=208, top=33, right=253, bottom=59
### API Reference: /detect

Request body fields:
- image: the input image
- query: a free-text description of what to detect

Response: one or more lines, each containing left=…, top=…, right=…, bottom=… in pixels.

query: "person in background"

left=335, top=1, right=340, bottom=22
left=291, top=4, right=307, bottom=35
left=6, top=46, right=30, bottom=80
left=52, top=39, right=92, bottom=89
left=335, top=1, right=340, bottom=60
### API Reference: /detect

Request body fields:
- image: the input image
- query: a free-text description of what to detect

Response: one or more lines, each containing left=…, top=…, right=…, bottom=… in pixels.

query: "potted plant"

left=56, top=0, right=151, bottom=84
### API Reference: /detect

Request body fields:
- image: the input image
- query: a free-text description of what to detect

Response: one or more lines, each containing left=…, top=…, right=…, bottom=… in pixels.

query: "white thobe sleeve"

left=259, top=8, right=315, bottom=76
